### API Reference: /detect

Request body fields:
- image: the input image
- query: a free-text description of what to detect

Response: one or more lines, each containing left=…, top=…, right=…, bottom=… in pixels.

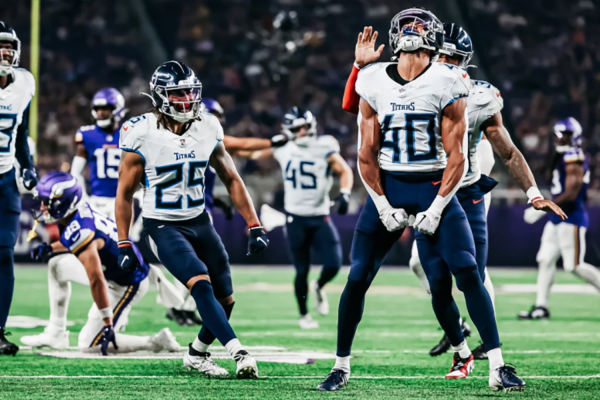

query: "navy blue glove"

left=31, top=242, right=52, bottom=263
left=99, top=325, right=118, bottom=356
left=335, top=191, right=350, bottom=215
left=270, top=134, right=289, bottom=148
left=117, top=241, right=142, bottom=272
left=247, top=225, right=269, bottom=255
left=22, top=168, right=38, bottom=191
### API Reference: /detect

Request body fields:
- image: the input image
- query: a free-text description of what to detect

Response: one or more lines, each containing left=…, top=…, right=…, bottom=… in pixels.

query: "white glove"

left=524, top=207, right=546, bottom=224
left=379, top=206, right=410, bottom=232
left=413, top=195, right=446, bottom=235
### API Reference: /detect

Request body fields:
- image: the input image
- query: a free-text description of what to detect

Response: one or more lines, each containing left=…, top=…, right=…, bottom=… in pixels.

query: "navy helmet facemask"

left=0, top=21, right=20, bottom=77
left=282, top=107, right=317, bottom=147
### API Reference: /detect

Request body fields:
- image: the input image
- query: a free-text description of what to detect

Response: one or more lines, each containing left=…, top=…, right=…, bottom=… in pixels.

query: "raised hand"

left=355, top=26, right=385, bottom=68
left=532, top=199, right=567, bottom=220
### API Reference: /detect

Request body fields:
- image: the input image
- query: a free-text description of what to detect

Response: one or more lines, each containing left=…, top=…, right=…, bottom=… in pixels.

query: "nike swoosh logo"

left=462, top=73, right=467, bottom=78
left=473, top=199, right=483, bottom=204
left=123, top=126, right=128, bottom=131
left=121, top=256, right=129, bottom=266
left=158, top=225, right=165, bottom=228
left=432, top=181, right=442, bottom=186
left=257, top=237, right=267, bottom=246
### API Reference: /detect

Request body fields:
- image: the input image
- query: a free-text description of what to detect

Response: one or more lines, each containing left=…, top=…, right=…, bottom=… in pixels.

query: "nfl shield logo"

left=398, top=87, right=407, bottom=97
left=180, top=138, right=186, bottom=147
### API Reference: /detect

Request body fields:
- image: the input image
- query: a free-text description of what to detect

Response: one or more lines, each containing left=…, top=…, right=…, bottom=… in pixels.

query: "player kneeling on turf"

left=25, top=171, right=180, bottom=355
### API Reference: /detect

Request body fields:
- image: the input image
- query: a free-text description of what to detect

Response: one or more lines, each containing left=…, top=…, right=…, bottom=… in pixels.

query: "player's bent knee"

left=447, top=250, right=478, bottom=272
left=218, top=295, right=234, bottom=306
left=187, top=274, right=211, bottom=291
left=454, top=269, right=483, bottom=293
left=428, top=277, right=452, bottom=297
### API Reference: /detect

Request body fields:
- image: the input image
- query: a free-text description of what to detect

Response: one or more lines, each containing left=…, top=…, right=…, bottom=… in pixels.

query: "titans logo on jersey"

left=273, top=136, right=340, bottom=216
left=355, top=62, right=470, bottom=173
left=0, top=68, right=35, bottom=174
left=75, top=125, right=121, bottom=197
left=551, top=149, right=590, bottom=227
left=119, top=111, right=223, bottom=221
left=59, top=202, right=149, bottom=285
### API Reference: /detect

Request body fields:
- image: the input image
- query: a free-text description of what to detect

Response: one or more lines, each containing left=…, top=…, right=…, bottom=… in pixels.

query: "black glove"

left=31, top=242, right=53, bottom=263
left=99, top=325, right=118, bottom=356
left=22, top=168, right=38, bottom=191
left=270, top=134, right=289, bottom=148
left=213, top=197, right=233, bottom=220
left=335, top=191, right=350, bottom=215
left=117, top=241, right=142, bottom=272
left=247, top=225, right=269, bottom=255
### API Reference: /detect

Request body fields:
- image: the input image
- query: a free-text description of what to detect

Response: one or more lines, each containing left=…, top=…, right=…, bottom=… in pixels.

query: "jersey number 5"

left=0, top=113, right=17, bottom=153
left=155, top=161, right=207, bottom=209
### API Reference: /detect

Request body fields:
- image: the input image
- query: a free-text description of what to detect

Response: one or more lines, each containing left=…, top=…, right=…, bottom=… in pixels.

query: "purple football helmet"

left=554, top=117, right=582, bottom=153
left=91, top=88, right=126, bottom=128
left=32, top=171, right=82, bottom=223
left=201, top=98, right=224, bottom=121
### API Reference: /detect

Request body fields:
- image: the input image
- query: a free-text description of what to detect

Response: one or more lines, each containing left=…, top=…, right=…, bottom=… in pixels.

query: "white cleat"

left=310, top=280, right=329, bottom=315
left=150, top=328, right=181, bottom=353
left=234, top=350, right=258, bottom=379
left=299, top=314, right=319, bottom=329
left=183, top=347, right=229, bottom=376
left=20, top=327, right=70, bottom=350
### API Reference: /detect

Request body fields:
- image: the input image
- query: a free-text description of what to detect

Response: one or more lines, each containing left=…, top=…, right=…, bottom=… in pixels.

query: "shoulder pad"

left=470, top=81, right=503, bottom=110
left=14, top=68, right=36, bottom=97
left=78, top=125, right=96, bottom=132
left=431, top=63, right=470, bottom=90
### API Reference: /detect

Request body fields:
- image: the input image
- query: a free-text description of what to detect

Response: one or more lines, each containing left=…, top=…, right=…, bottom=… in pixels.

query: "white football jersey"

left=119, top=112, right=223, bottom=221
left=273, top=135, right=340, bottom=216
left=0, top=68, right=35, bottom=174
left=356, top=62, right=470, bottom=173
left=462, top=80, right=503, bottom=187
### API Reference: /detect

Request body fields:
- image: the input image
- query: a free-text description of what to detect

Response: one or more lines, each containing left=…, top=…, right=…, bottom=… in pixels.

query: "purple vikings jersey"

left=204, top=166, right=216, bottom=211
left=551, top=148, right=589, bottom=227
left=75, top=125, right=121, bottom=197
left=59, top=202, right=149, bottom=285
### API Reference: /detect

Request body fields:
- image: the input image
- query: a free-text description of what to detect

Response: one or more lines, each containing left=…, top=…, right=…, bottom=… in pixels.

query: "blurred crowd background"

left=6, top=0, right=600, bottom=208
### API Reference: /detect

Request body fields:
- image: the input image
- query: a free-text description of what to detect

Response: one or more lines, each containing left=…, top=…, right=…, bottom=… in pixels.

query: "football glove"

left=379, top=206, right=410, bottom=232
left=117, top=241, right=142, bottom=272
left=30, top=242, right=52, bottom=263
left=99, top=325, right=118, bottom=356
left=414, top=195, right=446, bottom=235
left=335, top=191, right=350, bottom=215
left=22, top=168, right=38, bottom=191
left=247, top=226, right=269, bottom=255
left=270, top=134, right=289, bottom=148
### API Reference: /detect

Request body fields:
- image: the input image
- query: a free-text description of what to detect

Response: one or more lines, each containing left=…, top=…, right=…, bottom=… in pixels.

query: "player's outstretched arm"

left=224, top=135, right=287, bottom=156
left=235, top=148, right=274, bottom=160
left=483, top=112, right=566, bottom=219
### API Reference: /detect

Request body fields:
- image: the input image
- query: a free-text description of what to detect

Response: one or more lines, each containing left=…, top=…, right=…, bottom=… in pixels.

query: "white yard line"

left=1, top=375, right=600, bottom=380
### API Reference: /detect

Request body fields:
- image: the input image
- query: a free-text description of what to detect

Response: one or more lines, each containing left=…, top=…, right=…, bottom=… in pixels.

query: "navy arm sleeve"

left=15, top=101, right=33, bottom=171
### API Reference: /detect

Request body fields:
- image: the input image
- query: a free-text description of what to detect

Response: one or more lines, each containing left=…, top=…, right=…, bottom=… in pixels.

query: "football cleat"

left=429, top=318, right=471, bottom=357
left=471, top=342, right=488, bottom=360
left=184, top=310, right=203, bottom=326
left=317, top=369, right=349, bottom=391
left=184, top=345, right=228, bottom=376
left=0, top=328, right=19, bottom=356
left=489, top=364, right=526, bottom=392
left=166, top=308, right=189, bottom=326
left=445, top=353, right=474, bottom=379
left=234, top=350, right=258, bottom=379
left=20, top=327, right=70, bottom=349
left=150, top=328, right=181, bottom=352
left=299, top=314, right=319, bottom=329
left=518, top=305, right=550, bottom=320
left=310, top=280, right=329, bottom=315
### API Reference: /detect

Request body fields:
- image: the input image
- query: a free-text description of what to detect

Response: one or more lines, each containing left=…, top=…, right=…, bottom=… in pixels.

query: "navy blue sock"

left=0, top=247, right=15, bottom=328
left=336, top=279, right=370, bottom=357
left=198, top=302, right=234, bottom=345
left=454, top=269, right=500, bottom=350
left=294, top=272, right=309, bottom=316
left=190, top=280, right=236, bottom=346
left=429, top=276, right=464, bottom=346
left=317, top=267, right=339, bottom=289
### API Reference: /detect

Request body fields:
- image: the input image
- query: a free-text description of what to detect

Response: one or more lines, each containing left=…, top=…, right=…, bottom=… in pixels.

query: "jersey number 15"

left=94, top=148, right=120, bottom=179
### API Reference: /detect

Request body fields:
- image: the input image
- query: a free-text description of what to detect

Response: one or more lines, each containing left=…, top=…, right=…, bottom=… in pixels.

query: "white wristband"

left=372, top=194, right=392, bottom=215
left=526, top=187, right=544, bottom=203
left=353, top=61, right=362, bottom=70
left=99, top=307, right=113, bottom=319
left=340, top=188, right=351, bottom=195
left=428, top=195, right=448, bottom=217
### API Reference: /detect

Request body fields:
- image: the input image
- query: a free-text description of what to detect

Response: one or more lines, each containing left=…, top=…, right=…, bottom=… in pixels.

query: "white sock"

left=451, top=340, right=471, bottom=359
left=574, top=263, right=600, bottom=291
left=191, top=336, right=210, bottom=353
left=225, top=338, right=244, bottom=357
left=535, top=261, right=556, bottom=308
left=487, top=347, right=504, bottom=371
left=483, top=269, right=495, bottom=312
left=333, top=355, right=351, bottom=374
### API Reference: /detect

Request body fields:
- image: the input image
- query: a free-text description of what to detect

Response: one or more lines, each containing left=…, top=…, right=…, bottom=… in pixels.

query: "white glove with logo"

left=523, top=207, right=546, bottom=224
left=373, top=195, right=410, bottom=232
left=413, top=195, right=446, bottom=235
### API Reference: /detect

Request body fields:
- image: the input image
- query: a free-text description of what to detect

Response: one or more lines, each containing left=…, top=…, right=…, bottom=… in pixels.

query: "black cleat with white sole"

left=429, top=318, right=471, bottom=357
left=166, top=308, right=189, bottom=326
left=471, top=342, right=488, bottom=360
left=489, top=364, right=526, bottom=392
left=317, top=369, right=349, bottom=391
left=0, top=328, right=19, bottom=357
left=185, top=310, right=203, bottom=326
left=518, top=305, right=550, bottom=320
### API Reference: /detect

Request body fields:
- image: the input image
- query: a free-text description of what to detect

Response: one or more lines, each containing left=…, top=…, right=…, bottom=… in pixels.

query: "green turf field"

left=2, top=266, right=600, bottom=399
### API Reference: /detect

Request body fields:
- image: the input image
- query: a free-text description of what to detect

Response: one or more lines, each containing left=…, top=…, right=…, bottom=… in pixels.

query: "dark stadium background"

left=5, top=0, right=600, bottom=266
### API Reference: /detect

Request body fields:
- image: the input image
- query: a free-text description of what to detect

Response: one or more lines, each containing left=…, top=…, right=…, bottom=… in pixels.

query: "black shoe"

left=185, top=311, right=203, bottom=326
left=471, top=342, right=487, bottom=360
left=166, top=308, right=189, bottom=326
left=317, top=369, right=348, bottom=391
left=429, top=318, right=472, bottom=357
left=0, top=328, right=19, bottom=356
left=489, top=364, right=526, bottom=392
left=518, top=305, right=550, bottom=320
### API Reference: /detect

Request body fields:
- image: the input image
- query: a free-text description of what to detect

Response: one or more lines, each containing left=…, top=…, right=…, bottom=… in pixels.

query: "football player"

left=239, top=107, right=353, bottom=329
left=116, top=61, right=268, bottom=378
left=519, top=118, right=600, bottom=319
left=318, top=9, right=526, bottom=391
left=0, top=21, right=38, bottom=357
left=24, top=172, right=180, bottom=355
